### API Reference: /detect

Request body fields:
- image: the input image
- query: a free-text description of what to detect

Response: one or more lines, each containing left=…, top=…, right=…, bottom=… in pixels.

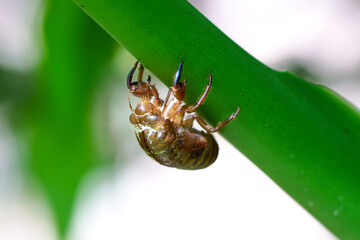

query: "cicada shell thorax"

left=162, top=99, right=182, bottom=119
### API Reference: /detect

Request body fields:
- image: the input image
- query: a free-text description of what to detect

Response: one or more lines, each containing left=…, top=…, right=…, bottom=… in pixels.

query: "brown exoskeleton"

left=128, top=61, right=240, bottom=170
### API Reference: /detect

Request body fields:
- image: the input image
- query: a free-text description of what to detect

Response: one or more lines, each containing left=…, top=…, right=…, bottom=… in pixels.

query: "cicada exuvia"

left=127, top=61, right=240, bottom=170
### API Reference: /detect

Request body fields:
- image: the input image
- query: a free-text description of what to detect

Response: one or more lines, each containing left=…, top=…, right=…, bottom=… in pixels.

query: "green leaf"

left=28, top=0, right=116, bottom=237
left=73, top=0, right=360, bottom=238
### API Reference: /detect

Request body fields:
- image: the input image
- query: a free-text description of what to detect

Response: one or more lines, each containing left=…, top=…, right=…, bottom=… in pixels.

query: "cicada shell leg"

left=137, top=64, right=144, bottom=83
left=184, top=74, right=212, bottom=113
left=127, top=61, right=139, bottom=89
left=170, top=61, right=187, bottom=102
left=185, top=107, right=240, bottom=133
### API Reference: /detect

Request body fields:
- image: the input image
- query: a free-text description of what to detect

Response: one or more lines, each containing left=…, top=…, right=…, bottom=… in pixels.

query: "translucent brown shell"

left=128, top=61, right=240, bottom=170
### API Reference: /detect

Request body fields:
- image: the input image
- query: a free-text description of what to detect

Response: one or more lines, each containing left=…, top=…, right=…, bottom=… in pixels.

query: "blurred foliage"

left=1, top=0, right=118, bottom=238
left=0, top=67, right=30, bottom=104
left=30, top=0, right=117, bottom=237
left=0, top=69, right=35, bottom=136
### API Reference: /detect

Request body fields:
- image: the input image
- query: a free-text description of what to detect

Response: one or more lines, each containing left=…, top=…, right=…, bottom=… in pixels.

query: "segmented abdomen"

left=135, top=128, right=218, bottom=170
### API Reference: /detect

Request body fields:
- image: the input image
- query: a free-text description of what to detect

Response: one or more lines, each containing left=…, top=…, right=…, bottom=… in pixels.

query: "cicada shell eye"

left=129, top=113, right=137, bottom=125
left=144, top=114, right=163, bottom=126
left=135, top=101, right=155, bottom=115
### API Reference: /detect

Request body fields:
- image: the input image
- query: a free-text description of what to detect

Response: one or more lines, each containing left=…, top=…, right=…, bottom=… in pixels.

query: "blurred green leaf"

left=0, top=67, right=29, bottom=103
left=73, top=0, right=360, bottom=238
left=28, top=0, right=116, bottom=237
left=0, top=66, right=34, bottom=131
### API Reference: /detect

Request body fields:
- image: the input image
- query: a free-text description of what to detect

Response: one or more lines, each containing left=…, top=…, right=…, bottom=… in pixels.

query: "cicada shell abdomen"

left=135, top=126, right=219, bottom=170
